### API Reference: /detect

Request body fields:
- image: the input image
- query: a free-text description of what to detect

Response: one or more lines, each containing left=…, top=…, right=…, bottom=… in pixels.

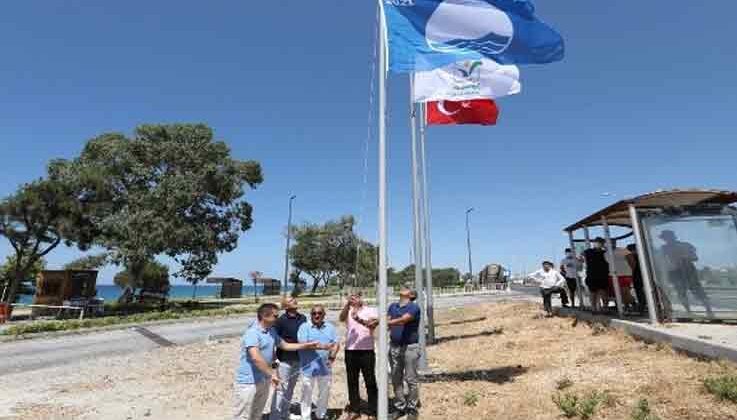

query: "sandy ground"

left=3, top=301, right=737, bottom=420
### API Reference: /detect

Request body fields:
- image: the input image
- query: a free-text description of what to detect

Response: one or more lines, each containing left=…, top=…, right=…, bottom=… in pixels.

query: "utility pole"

left=466, top=207, right=474, bottom=285
left=283, top=195, right=296, bottom=297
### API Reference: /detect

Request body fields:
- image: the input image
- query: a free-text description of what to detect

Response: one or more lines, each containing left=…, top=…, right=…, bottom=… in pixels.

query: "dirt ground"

left=3, top=301, right=737, bottom=420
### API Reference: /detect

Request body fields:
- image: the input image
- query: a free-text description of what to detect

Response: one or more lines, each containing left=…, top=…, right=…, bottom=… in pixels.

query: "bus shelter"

left=564, top=189, right=737, bottom=324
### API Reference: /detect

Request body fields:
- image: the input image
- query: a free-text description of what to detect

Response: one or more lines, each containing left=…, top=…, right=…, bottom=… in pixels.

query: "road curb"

left=558, top=308, right=737, bottom=363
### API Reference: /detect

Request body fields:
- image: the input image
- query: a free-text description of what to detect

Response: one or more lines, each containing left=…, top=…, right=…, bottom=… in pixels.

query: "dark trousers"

left=633, top=276, right=647, bottom=312
left=541, top=287, right=567, bottom=313
left=345, top=350, right=378, bottom=415
left=565, top=278, right=577, bottom=307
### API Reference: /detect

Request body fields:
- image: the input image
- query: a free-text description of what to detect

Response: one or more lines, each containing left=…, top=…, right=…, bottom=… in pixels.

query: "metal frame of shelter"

left=564, top=189, right=737, bottom=324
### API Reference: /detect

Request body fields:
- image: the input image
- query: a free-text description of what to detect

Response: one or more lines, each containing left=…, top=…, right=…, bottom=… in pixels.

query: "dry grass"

left=4, top=301, right=737, bottom=419
left=421, top=302, right=737, bottom=420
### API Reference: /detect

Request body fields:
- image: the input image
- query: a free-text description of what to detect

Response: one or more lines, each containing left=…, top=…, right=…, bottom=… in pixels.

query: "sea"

left=17, top=284, right=267, bottom=305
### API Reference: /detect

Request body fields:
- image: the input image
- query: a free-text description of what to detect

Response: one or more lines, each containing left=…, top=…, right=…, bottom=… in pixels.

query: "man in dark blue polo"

left=269, top=296, right=307, bottom=420
left=387, top=285, right=422, bottom=420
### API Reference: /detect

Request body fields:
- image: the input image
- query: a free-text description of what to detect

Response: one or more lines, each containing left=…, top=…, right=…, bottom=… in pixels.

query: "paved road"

left=0, top=290, right=536, bottom=375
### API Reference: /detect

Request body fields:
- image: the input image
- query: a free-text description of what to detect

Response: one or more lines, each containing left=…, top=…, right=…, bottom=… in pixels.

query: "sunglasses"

left=311, top=312, right=325, bottom=316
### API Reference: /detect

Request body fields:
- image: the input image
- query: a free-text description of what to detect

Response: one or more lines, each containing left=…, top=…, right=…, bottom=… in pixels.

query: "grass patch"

left=463, top=390, right=480, bottom=407
left=552, top=393, right=579, bottom=418
left=631, top=399, right=660, bottom=420
left=704, top=375, right=737, bottom=403
left=553, top=390, right=610, bottom=420
left=1, top=305, right=253, bottom=336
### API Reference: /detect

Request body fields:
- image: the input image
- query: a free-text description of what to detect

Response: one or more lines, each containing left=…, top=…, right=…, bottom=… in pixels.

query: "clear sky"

left=2, top=1, right=736, bottom=285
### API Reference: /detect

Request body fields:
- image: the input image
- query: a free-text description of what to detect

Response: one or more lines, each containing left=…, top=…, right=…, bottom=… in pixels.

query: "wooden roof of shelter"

left=564, top=189, right=737, bottom=232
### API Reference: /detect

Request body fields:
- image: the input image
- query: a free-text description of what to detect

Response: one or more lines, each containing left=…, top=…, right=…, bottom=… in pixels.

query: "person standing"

left=529, top=261, right=569, bottom=315
left=659, top=230, right=714, bottom=317
left=583, top=237, right=610, bottom=313
left=560, top=248, right=582, bottom=308
left=626, top=244, right=648, bottom=314
left=297, top=304, right=340, bottom=420
left=606, top=240, right=635, bottom=308
left=269, top=296, right=307, bottom=420
left=386, top=285, right=422, bottom=420
left=233, top=303, right=321, bottom=420
left=339, top=292, right=378, bottom=420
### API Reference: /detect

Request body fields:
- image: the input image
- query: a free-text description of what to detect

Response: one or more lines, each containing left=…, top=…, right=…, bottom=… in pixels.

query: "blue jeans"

left=269, top=360, right=301, bottom=420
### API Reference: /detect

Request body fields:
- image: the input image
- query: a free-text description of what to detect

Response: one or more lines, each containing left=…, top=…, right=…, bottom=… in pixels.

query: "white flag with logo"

left=413, top=59, right=521, bottom=103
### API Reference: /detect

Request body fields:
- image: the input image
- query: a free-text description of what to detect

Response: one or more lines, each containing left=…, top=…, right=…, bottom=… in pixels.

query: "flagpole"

left=409, top=76, right=428, bottom=370
left=419, top=101, right=436, bottom=344
left=376, top=1, right=389, bottom=420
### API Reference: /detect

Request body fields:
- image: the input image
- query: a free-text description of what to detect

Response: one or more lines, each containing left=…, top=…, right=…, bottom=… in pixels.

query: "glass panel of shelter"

left=641, top=212, right=737, bottom=320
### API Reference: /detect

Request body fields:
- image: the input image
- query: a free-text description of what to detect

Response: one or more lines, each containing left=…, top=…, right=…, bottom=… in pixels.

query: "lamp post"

left=465, top=207, right=474, bottom=285
left=283, top=195, right=296, bottom=297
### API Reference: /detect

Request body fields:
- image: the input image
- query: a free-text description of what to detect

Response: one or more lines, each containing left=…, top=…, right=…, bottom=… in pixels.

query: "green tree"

left=0, top=255, right=46, bottom=302
left=63, top=253, right=109, bottom=270
left=388, top=265, right=462, bottom=288
left=354, top=241, right=378, bottom=288
left=290, top=216, right=359, bottom=294
left=0, top=179, right=89, bottom=306
left=49, top=124, right=263, bottom=287
left=113, top=259, right=170, bottom=293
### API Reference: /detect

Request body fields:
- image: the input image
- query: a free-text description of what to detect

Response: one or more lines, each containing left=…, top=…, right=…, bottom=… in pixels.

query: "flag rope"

left=353, top=4, right=379, bottom=289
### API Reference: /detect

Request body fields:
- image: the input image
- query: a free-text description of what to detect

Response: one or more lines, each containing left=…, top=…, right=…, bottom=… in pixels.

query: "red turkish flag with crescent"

left=426, top=99, right=499, bottom=126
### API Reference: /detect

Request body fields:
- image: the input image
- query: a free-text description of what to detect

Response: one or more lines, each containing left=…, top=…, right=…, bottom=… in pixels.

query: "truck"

left=478, top=264, right=509, bottom=285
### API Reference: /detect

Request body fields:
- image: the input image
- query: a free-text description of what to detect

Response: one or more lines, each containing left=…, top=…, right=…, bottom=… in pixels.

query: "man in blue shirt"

left=234, top=303, right=324, bottom=420
left=269, top=296, right=307, bottom=420
left=297, top=304, right=339, bottom=420
left=387, top=285, right=422, bottom=420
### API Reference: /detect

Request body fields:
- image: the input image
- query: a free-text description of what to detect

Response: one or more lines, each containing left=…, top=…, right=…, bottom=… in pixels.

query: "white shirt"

left=560, top=256, right=582, bottom=279
left=528, top=269, right=567, bottom=289
left=606, top=247, right=632, bottom=276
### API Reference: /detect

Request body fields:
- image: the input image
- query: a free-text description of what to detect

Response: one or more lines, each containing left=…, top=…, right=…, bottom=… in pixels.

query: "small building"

left=207, top=277, right=243, bottom=299
left=256, top=278, right=282, bottom=296
left=33, top=270, right=100, bottom=316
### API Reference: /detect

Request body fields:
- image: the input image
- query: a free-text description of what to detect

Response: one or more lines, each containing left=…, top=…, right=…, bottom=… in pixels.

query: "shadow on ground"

left=432, top=327, right=504, bottom=345
left=436, top=316, right=488, bottom=327
left=420, top=365, right=528, bottom=384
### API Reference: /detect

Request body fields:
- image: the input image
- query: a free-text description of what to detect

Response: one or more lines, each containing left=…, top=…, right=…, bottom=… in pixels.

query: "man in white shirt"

left=528, top=261, right=568, bottom=316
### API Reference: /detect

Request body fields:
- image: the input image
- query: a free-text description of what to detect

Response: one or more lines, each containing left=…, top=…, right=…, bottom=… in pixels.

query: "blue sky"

left=1, top=1, right=736, bottom=285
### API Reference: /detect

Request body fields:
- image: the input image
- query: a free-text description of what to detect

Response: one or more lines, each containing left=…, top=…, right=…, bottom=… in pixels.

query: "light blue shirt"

left=297, top=321, right=337, bottom=377
left=235, top=322, right=281, bottom=384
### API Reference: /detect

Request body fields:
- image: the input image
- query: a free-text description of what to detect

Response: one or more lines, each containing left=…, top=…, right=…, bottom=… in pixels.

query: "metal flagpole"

left=409, top=76, right=429, bottom=370
left=419, top=102, right=436, bottom=344
left=376, top=2, right=389, bottom=419
left=283, top=194, right=296, bottom=297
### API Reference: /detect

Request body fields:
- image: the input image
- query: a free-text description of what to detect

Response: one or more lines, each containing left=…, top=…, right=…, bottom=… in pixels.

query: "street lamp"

left=465, top=207, right=474, bottom=285
left=283, top=195, right=296, bottom=297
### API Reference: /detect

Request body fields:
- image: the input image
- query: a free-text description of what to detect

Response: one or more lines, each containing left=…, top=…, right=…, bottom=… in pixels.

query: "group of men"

left=233, top=284, right=422, bottom=420
left=530, top=238, right=648, bottom=315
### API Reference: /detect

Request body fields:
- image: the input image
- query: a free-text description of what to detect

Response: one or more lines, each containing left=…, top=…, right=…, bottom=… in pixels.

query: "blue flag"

left=383, top=0, right=564, bottom=73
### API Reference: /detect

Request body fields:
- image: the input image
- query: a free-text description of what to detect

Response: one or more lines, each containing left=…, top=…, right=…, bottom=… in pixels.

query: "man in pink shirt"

left=339, top=292, right=378, bottom=420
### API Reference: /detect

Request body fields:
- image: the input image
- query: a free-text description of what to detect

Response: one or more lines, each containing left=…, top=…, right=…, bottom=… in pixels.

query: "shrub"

left=463, top=390, right=480, bottom=407
left=553, top=393, right=579, bottom=418
left=578, top=391, right=605, bottom=420
left=631, top=399, right=660, bottom=420
left=704, top=375, right=737, bottom=403
left=1, top=304, right=255, bottom=336
left=553, top=390, right=609, bottom=420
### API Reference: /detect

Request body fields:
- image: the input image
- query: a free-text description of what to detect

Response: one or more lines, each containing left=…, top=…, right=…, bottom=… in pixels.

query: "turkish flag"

left=426, top=99, right=499, bottom=126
